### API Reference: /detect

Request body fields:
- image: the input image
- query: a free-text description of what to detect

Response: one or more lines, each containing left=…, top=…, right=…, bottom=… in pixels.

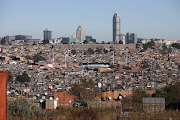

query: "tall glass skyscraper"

left=113, top=13, right=120, bottom=43
left=44, top=28, right=52, bottom=40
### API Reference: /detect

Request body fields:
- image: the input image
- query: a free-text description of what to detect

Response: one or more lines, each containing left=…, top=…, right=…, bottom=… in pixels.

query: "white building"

left=76, top=26, right=84, bottom=43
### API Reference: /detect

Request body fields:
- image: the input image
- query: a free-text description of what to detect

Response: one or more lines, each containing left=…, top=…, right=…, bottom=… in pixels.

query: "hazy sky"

left=0, top=0, right=180, bottom=41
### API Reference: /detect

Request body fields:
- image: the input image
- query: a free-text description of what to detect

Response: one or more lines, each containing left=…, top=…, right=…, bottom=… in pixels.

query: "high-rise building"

left=44, top=28, right=52, bottom=40
left=85, top=36, right=96, bottom=43
left=126, top=33, right=137, bottom=44
left=15, top=35, right=32, bottom=40
left=120, top=34, right=126, bottom=44
left=4, top=35, right=15, bottom=41
left=113, top=13, right=120, bottom=43
left=76, top=26, right=84, bottom=43
left=60, top=37, right=70, bottom=44
left=69, top=35, right=77, bottom=44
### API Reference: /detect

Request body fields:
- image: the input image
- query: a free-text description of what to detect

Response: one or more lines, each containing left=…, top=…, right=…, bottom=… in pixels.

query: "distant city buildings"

left=120, top=34, right=126, bottom=44
left=60, top=37, right=70, bottom=44
left=15, top=35, right=32, bottom=40
left=69, top=35, right=77, bottom=44
left=126, top=33, right=137, bottom=44
left=3, top=35, right=15, bottom=41
left=84, top=36, right=96, bottom=43
left=44, top=28, right=52, bottom=41
left=113, top=13, right=120, bottom=43
left=76, top=26, right=84, bottom=43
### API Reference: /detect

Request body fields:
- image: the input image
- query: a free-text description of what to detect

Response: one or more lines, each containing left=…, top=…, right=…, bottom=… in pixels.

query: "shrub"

left=8, top=99, right=44, bottom=118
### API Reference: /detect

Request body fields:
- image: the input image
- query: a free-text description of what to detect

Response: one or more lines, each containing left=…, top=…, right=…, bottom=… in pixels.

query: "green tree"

left=152, top=83, right=180, bottom=109
left=1, top=39, right=6, bottom=45
left=7, top=72, right=13, bottom=82
left=141, top=60, right=150, bottom=68
left=15, top=72, right=30, bottom=83
left=95, top=47, right=102, bottom=54
left=87, top=48, right=94, bottom=55
left=172, top=43, right=180, bottom=49
left=9, top=56, right=16, bottom=60
left=103, top=49, right=108, bottom=54
left=8, top=99, right=43, bottom=118
left=71, top=49, right=76, bottom=55
left=143, top=41, right=155, bottom=50
left=33, top=53, right=46, bottom=63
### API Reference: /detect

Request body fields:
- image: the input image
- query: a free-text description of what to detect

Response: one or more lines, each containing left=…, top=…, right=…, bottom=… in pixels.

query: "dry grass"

left=8, top=108, right=180, bottom=120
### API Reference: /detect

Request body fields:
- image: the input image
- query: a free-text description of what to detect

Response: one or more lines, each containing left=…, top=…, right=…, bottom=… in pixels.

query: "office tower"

left=76, top=26, right=84, bottom=43
left=120, top=34, right=126, bottom=44
left=85, top=36, right=96, bottom=43
left=4, top=35, right=15, bottom=41
left=131, top=33, right=137, bottom=44
left=126, top=33, right=137, bottom=44
left=60, top=37, right=70, bottom=44
left=113, top=13, right=120, bottom=43
left=69, top=35, right=77, bottom=44
left=15, top=35, right=32, bottom=40
left=44, top=28, right=52, bottom=40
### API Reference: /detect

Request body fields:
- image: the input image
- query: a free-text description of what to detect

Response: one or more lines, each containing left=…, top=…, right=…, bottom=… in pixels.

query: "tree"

left=7, top=72, right=13, bottom=82
left=87, top=48, right=94, bottom=55
left=119, top=40, right=123, bottom=44
left=132, top=88, right=150, bottom=112
left=103, top=49, right=108, bottom=54
left=71, top=49, right=76, bottom=55
left=70, top=79, right=100, bottom=101
left=9, top=56, right=16, bottom=60
left=152, top=83, right=180, bottom=109
left=15, top=72, right=31, bottom=83
left=33, top=53, right=46, bottom=63
left=132, top=88, right=150, bottom=103
left=8, top=99, right=43, bottom=118
left=83, top=40, right=88, bottom=44
left=141, top=60, right=150, bottom=68
left=25, top=55, right=33, bottom=60
left=142, top=41, right=155, bottom=50
left=95, top=47, right=102, bottom=54
left=1, top=39, right=6, bottom=45
left=172, top=43, right=180, bottom=49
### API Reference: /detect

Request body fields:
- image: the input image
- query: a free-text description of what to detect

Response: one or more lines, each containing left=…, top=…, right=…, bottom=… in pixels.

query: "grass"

left=8, top=108, right=180, bottom=120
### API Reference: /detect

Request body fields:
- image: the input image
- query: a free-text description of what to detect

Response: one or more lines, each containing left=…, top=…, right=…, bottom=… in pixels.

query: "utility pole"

left=126, top=47, right=128, bottom=66
left=65, top=50, right=67, bottom=68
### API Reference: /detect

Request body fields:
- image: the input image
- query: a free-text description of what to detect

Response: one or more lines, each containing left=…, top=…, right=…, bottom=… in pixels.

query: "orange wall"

left=54, top=92, right=77, bottom=107
left=0, top=72, right=9, bottom=120
left=97, top=91, right=132, bottom=100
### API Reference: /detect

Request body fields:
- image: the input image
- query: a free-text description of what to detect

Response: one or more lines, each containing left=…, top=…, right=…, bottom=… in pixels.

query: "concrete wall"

left=53, top=44, right=136, bottom=50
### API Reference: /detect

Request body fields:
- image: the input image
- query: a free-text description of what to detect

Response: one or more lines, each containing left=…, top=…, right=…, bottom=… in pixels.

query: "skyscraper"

left=113, top=13, right=120, bottom=43
left=126, top=32, right=137, bottom=44
left=44, top=28, right=52, bottom=40
left=76, top=26, right=84, bottom=43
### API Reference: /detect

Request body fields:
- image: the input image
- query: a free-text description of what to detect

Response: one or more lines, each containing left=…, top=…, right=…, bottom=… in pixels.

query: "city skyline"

left=0, top=0, right=180, bottom=41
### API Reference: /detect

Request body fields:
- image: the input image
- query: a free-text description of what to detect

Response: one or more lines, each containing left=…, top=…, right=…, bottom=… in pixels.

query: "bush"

left=8, top=99, right=44, bottom=118
left=15, top=72, right=31, bottom=83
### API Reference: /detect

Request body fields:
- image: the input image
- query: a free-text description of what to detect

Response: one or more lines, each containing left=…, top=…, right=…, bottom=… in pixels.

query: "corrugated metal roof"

left=142, top=97, right=165, bottom=104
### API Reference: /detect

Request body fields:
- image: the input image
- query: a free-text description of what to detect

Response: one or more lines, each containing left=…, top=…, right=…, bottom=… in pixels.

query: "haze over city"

left=0, top=0, right=180, bottom=41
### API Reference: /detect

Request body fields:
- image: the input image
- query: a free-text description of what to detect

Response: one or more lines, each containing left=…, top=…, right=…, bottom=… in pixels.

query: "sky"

left=0, top=0, right=180, bottom=42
